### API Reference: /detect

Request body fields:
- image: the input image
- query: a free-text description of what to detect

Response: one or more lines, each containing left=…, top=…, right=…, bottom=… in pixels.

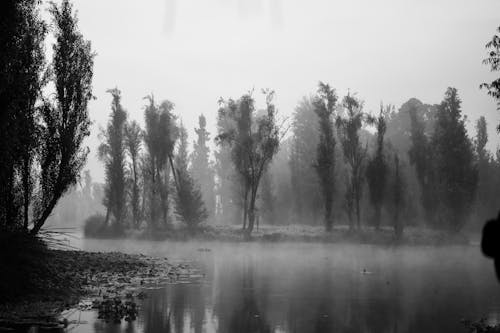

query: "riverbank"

left=0, top=241, right=186, bottom=331
left=86, top=224, right=477, bottom=246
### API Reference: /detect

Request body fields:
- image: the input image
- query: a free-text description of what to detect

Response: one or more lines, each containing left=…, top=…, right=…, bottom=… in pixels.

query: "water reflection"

left=74, top=241, right=500, bottom=333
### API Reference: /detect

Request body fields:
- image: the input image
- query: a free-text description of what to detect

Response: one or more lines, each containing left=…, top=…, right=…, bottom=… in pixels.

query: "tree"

left=190, top=114, right=216, bottom=219
left=408, top=103, right=438, bottom=226
left=289, top=96, right=322, bottom=225
left=216, top=96, right=252, bottom=229
left=31, top=0, right=94, bottom=234
left=473, top=116, right=500, bottom=224
left=173, top=168, right=208, bottom=232
left=124, top=120, right=142, bottom=228
left=175, top=123, right=189, bottom=174
left=143, top=96, right=178, bottom=229
left=392, top=154, right=405, bottom=238
left=481, top=26, right=500, bottom=130
left=214, top=107, right=239, bottom=224
left=366, top=105, right=389, bottom=230
left=475, top=116, right=488, bottom=163
left=216, top=89, right=282, bottom=237
left=173, top=123, right=208, bottom=231
left=312, top=82, right=338, bottom=231
left=0, top=0, right=47, bottom=230
left=336, top=93, right=367, bottom=231
left=431, top=88, right=478, bottom=232
left=259, top=170, right=276, bottom=225
left=98, top=88, right=127, bottom=230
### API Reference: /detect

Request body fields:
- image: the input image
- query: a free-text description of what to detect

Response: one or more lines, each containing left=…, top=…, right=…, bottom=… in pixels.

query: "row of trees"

left=96, top=83, right=499, bottom=238
left=90, top=25, right=500, bottom=238
left=97, top=88, right=285, bottom=237
left=97, top=91, right=210, bottom=233
left=289, top=85, right=486, bottom=236
left=0, top=0, right=94, bottom=235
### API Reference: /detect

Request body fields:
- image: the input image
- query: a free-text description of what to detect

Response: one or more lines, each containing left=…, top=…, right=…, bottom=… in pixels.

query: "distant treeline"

left=91, top=83, right=500, bottom=239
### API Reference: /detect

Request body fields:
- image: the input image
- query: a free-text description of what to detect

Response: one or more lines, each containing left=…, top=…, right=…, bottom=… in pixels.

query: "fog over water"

left=60, top=0, right=500, bottom=182
left=66, top=240, right=500, bottom=333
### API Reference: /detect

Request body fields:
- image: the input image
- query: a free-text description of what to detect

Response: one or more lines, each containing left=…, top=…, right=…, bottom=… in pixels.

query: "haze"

left=64, top=0, right=500, bottom=182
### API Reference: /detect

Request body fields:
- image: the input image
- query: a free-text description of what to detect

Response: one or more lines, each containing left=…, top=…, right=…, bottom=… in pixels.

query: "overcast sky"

left=57, top=0, right=500, bottom=182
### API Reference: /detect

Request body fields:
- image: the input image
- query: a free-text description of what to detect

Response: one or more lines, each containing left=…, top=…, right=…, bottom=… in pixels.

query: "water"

left=66, top=239, right=500, bottom=333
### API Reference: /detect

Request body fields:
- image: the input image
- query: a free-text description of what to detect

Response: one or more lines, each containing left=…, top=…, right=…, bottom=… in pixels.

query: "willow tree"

left=216, top=89, right=282, bottom=237
left=312, top=82, right=337, bottom=231
left=336, top=93, right=367, bottom=231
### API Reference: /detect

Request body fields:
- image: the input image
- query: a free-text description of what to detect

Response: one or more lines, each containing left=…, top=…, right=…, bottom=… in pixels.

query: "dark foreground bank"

left=0, top=233, right=185, bottom=331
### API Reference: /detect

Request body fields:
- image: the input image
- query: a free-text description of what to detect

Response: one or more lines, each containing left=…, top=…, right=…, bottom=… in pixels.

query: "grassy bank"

left=85, top=223, right=477, bottom=246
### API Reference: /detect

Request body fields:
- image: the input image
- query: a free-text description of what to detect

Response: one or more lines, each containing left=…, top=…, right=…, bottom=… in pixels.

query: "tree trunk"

left=245, top=187, right=258, bottom=239
left=30, top=191, right=62, bottom=235
left=105, top=206, right=110, bottom=225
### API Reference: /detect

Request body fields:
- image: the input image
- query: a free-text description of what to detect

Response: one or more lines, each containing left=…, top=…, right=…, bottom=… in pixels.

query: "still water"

left=67, top=240, right=500, bottom=333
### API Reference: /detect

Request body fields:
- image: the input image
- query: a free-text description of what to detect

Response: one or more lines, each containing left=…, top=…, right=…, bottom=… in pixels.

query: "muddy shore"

left=0, top=250, right=188, bottom=331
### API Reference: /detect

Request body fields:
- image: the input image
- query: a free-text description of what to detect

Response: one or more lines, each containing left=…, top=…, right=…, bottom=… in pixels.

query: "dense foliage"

left=0, top=0, right=94, bottom=235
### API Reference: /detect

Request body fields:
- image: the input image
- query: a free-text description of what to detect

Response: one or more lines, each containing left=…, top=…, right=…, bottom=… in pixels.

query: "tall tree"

left=474, top=116, right=495, bottom=223
left=143, top=96, right=178, bottom=229
left=175, top=123, right=189, bottom=173
left=431, top=88, right=478, bottom=231
left=124, top=120, right=142, bottom=228
left=312, top=82, right=337, bottom=231
left=366, top=105, right=389, bottom=230
left=408, top=103, right=438, bottom=226
left=216, top=89, right=282, bottom=237
left=481, top=26, right=500, bottom=130
left=32, top=0, right=94, bottom=234
left=289, top=97, right=322, bottom=224
left=190, top=114, right=216, bottom=217
left=259, top=170, right=276, bottom=225
left=391, top=154, right=405, bottom=239
left=173, top=123, right=208, bottom=231
left=98, top=89, right=127, bottom=230
left=0, top=0, right=47, bottom=230
left=336, top=93, right=367, bottom=231
left=214, top=133, right=236, bottom=223
left=216, top=96, right=252, bottom=229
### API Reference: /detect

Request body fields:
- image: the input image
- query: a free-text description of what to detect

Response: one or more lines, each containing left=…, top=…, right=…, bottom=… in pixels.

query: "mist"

left=2, top=0, right=500, bottom=332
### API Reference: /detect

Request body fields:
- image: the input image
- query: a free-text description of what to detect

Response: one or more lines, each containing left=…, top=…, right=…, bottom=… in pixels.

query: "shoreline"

left=0, top=249, right=187, bottom=331
left=83, top=224, right=478, bottom=246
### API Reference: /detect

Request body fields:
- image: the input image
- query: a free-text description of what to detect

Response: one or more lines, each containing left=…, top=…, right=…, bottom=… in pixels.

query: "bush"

left=173, top=169, right=208, bottom=232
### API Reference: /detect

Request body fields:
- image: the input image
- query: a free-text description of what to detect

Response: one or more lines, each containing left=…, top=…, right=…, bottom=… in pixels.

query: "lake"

left=66, top=239, right=500, bottom=333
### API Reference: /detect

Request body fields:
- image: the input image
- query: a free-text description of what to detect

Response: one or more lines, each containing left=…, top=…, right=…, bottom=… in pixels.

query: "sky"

left=49, top=0, right=500, bottom=182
